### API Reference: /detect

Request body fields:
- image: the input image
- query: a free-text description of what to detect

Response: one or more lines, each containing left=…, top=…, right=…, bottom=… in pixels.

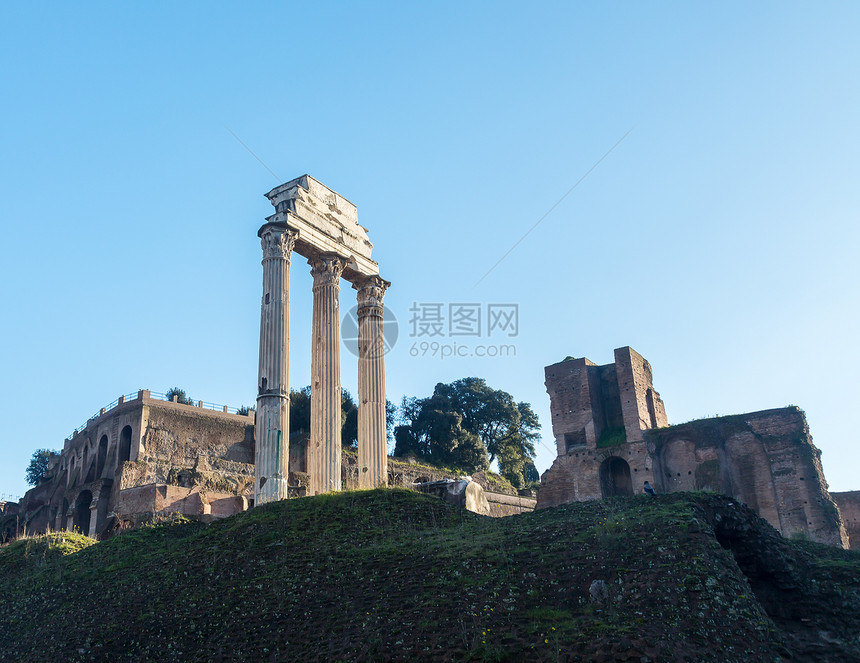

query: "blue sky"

left=1, top=2, right=858, bottom=500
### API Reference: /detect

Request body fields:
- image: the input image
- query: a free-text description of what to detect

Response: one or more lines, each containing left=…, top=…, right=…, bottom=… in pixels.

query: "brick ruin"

left=1, top=391, right=256, bottom=540
left=538, top=347, right=852, bottom=548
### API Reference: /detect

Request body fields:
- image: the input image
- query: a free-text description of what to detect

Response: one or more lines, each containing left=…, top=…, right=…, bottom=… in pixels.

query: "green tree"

left=289, top=387, right=312, bottom=434
left=165, top=387, right=194, bottom=405
left=289, top=387, right=395, bottom=447
left=393, top=378, right=538, bottom=483
left=25, top=449, right=59, bottom=486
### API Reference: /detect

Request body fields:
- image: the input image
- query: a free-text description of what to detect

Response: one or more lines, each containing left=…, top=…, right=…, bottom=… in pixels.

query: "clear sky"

left=1, top=2, right=858, bottom=501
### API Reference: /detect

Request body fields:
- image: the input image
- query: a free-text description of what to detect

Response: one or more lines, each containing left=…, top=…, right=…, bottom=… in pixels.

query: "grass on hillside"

left=1, top=489, right=857, bottom=662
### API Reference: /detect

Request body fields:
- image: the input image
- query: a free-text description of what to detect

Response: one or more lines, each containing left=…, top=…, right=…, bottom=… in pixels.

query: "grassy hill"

left=1, top=489, right=858, bottom=662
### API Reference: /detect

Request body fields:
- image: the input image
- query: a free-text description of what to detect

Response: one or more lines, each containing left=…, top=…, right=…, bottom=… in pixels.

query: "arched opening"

left=118, top=426, right=132, bottom=464
left=96, top=434, right=109, bottom=478
left=73, top=490, right=93, bottom=535
left=600, top=457, right=633, bottom=498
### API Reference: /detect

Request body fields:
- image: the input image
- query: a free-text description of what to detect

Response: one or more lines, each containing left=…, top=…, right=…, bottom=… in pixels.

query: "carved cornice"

left=260, top=227, right=299, bottom=260
left=309, top=254, right=346, bottom=288
left=354, top=275, right=390, bottom=317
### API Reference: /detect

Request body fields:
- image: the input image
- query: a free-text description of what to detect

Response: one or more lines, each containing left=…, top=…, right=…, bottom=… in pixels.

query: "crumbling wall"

left=614, top=347, right=667, bottom=441
left=832, top=491, right=860, bottom=549
left=539, top=401, right=847, bottom=547
left=644, top=408, right=846, bottom=547
left=544, top=357, right=600, bottom=454
left=139, top=404, right=254, bottom=467
left=114, top=484, right=249, bottom=525
left=485, top=491, right=536, bottom=517
left=537, top=441, right=656, bottom=508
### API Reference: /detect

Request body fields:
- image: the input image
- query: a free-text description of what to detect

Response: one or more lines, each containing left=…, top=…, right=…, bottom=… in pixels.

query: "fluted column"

left=255, top=225, right=298, bottom=505
left=309, top=254, right=346, bottom=495
left=355, top=276, right=390, bottom=489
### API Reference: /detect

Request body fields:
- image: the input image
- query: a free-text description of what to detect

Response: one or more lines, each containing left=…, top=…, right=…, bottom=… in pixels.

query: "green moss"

left=596, top=426, right=627, bottom=448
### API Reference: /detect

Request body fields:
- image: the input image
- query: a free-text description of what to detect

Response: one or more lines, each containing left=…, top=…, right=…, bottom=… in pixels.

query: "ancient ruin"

left=1, top=387, right=533, bottom=541
left=1, top=390, right=256, bottom=540
left=537, top=346, right=852, bottom=548
left=255, top=176, right=390, bottom=503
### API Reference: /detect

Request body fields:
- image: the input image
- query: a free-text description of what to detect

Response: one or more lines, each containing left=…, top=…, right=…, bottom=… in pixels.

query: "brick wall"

left=832, top=491, right=860, bottom=549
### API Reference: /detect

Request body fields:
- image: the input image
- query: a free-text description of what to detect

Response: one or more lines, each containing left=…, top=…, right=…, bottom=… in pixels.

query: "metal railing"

left=65, top=390, right=249, bottom=441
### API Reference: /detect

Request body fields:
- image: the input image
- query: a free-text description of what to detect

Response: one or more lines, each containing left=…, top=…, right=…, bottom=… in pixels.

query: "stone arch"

left=118, top=426, right=132, bottom=464
left=600, top=456, right=633, bottom=497
left=96, top=434, right=109, bottom=478
left=73, top=490, right=93, bottom=535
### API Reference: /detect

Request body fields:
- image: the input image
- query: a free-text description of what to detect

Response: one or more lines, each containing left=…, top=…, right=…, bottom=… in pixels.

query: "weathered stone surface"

left=544, top=346, right=666, bottom=456
left=832, top=491, right=860, bottom=549
left=264, top=175, right=379, bottom=281
left=538, top=347, right=849, bottom=548
left=254, top=226, right=297, bottom=505
left=309, top=254, right=346, bottom=495
left=3, top=392, right=254, bottom=539
left=355, top=275, right=390, bottom=489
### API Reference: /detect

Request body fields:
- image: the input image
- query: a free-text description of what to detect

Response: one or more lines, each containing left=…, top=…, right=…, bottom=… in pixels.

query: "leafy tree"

left=524, top=459, right=541, bottom=485
left=393, top=378, right=539, bottom=486
left=289, top=387, right=312, bottom=434
left=289, top=387, right=396, bottom=447
left=25, top=449, right=59, bottom=486
left=341, top=389, right=358, bottom=447
left=165, top=387, right=194, bottom=405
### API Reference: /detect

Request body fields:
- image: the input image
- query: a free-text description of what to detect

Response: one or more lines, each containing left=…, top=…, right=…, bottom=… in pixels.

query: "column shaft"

left=309, top=254, right=346, bottom=495
left=355, top=276, right=390, bottom=489
left=255, top=226, right=297, bottom=505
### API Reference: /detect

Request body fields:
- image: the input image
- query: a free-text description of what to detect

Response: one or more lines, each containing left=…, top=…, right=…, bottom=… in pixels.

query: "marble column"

left=309, top=254, right=346, bottom=495
left=355, top=276, right=390, bottom=489
left=255, top=225, right=298, bottom=505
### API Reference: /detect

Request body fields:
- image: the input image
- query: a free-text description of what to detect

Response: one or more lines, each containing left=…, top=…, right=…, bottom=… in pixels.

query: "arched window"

left=118, top=426, right=133, bottom=464
left=73, top=490, right=93, bottom=535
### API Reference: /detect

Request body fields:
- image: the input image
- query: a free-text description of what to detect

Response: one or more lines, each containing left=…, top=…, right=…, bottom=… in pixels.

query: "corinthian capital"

left=260, top=227, right=299, bottom=260
left=309, top=253, right=346, bottom=287
left=354, top=275, right=390, bottom=317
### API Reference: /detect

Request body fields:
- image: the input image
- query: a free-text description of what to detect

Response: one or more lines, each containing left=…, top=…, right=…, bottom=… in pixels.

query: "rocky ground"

left=1, top=489, right=858, bottom=662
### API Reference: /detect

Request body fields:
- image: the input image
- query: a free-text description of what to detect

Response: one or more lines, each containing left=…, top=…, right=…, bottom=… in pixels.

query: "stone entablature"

left=264, top=175, right=378, bottom=281
left=539, top=347, right=850, bottom=548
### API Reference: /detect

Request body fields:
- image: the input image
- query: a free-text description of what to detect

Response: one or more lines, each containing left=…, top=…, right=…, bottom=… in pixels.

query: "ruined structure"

left=2, top=389, right=533, bottom=539
left=538, top=347, right=850, bottom=548
left=1, top=390, right=255, bottom=539
left=832, top=491, right=860, bottom=549
left=1, top=177, right=544, bottom=541
left=255, top=176, right=390, bottom=504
